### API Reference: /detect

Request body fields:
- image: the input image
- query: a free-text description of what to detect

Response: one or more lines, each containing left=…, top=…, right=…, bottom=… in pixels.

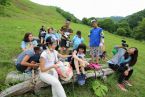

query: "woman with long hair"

left=108, top=47, right=138, bottom=91
left=21, top=32, right=38, bottom=51
left=39, top=37, right=71, bottom=97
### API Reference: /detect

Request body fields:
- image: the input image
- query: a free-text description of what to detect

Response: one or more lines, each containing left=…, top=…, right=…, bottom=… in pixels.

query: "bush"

left=0, top=0, right=10, bottom=6
left=133, top=18, right=145, bottom=40
left=116, top=28, right=126, bottom=36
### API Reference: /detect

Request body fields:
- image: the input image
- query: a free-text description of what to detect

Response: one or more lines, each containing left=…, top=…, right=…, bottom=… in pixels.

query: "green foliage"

left=133, top=18, right=145, bottom=40
left=99, top=18, right=116, bottom=33
left=126, top=9, right=145, bottom=29
left=82, top=17, right=97, bottom=26
left=82, top=17, right=117, bottom=33
left=116, top=27, right=126, bottom=36
left=0, top=0, right=10, bottom=6
left=116, top=21, right=132, bottom=37
left=56, top=7, right=81, bottom=23
left=92, top=81, right=108, bottom=97
left=82, top=17, right=90, bottom=25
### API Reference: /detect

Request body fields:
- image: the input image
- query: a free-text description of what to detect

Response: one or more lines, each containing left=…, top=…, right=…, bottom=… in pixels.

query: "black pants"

left=109, top=63, right=133, bottom=84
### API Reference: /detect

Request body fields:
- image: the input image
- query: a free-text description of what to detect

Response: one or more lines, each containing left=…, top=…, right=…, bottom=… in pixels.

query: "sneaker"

left=24, top=69, right=32, bottom=75
left=124, top=81, right=133, bottom=87
left=117, top=84, right=128, bottom=91
left=77, top=74, right=86, bottom=85
left=81, top=74, right=86, bottom=80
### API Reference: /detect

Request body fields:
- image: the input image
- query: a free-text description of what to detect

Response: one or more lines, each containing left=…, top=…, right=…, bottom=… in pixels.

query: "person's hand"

left=53, top=64, right=59, bottom=69
left=124, top=70, right=129, bottom=76
left=56, top=61, right=61, bottom=65
left=81, top=61, right=89, bottom=67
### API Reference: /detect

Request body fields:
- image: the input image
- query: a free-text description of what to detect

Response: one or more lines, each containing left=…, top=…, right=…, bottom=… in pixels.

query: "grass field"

left=0, top=0, right=145, bottom=97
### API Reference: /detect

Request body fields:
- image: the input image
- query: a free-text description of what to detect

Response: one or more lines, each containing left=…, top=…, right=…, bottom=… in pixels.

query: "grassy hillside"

left=0, top=0, right=145, bottom=97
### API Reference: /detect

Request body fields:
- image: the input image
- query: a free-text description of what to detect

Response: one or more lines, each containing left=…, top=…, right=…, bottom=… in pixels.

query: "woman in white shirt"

left=39, top=37, right=71, bottom=97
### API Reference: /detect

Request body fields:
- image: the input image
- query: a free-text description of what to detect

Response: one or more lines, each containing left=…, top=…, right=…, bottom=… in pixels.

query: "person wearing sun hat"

left=88, top=19, right=104, bottom=64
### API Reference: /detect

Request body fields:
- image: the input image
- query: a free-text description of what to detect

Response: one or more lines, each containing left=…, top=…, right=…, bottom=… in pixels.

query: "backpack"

left=56, top=61, right=73, bottom=81
left=87, top=63, right=101, bottom=70
left=112, top=48, right=118, bottom=55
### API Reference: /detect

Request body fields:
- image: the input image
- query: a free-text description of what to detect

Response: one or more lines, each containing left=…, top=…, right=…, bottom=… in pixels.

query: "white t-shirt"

left=41, top=31, right=46, bottom=34
left=77, top=52, right=85, bottom=59
left=41, top=49, right=58, bottom=68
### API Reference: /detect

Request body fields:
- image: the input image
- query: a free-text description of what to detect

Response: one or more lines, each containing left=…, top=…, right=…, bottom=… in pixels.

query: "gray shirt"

left=108, top=48, right=126, bottom=65
left=16, top=50, right=35, bottom=65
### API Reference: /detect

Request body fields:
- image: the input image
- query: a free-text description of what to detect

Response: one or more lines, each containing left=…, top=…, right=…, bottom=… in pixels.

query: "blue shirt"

left=16, top=50, right=35, bottom=65
left=45, top=33, right=57, bottom=41
left=55, top=33, right=61, bottom=40
left=89, top=27, right=103, bottom=47
left=21, top=40, right=38, bottom=50
left=72, top=35, right=84, bottom=50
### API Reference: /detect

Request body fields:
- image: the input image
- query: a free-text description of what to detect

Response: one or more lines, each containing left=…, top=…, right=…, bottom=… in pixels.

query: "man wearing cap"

left=60, top=19, right=73, bottom=54
left=88, top=19, right=104, bottom=64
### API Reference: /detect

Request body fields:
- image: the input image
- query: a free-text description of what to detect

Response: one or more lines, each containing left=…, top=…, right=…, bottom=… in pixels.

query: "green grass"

left=0, top=0, right=145, bottom=97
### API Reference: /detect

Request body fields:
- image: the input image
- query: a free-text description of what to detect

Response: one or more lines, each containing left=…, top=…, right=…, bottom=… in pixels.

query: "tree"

left=82, top=17, right=89, bottom=25
left=116, top=27, right=126, bottom=36
left=133, top=18, right=145, bottom=40
left=99, top=18, right=116, bottom=33
left=0, top=0, right=10, bottom=6
left=117, top=21, right=132, bottom=37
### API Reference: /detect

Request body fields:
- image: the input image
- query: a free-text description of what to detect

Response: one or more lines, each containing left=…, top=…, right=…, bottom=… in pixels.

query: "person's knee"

left=51, top=79, right=61, bottom=86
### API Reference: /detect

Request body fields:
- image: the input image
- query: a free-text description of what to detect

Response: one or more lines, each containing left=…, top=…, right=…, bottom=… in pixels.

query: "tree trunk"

left=0, top=68, right=114, bottom=97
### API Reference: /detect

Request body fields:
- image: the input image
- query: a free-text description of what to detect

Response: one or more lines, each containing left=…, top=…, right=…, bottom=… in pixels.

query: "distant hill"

left=125, top=9, right=145, bottom=29
left=97, top=16, right=124, bottom=23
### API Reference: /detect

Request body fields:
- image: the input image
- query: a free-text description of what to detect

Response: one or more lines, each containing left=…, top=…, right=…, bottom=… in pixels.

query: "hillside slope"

left=0, top=0, right=145, bottom=97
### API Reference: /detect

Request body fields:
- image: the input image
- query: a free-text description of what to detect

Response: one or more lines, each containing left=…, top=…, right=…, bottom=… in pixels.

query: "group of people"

left=15, top=19, right=138, bottom=97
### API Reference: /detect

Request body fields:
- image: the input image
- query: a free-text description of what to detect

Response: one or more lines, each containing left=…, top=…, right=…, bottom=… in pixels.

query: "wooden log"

left=0, top=80, right=34, bottom=97
left=0, top=68, right=114, bottom=97
left=5, top=71, right=31, bottom=84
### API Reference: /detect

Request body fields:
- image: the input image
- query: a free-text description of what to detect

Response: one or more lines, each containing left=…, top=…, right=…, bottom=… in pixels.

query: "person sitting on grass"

left=72, top=30, right=84, bottom=50
left=45, top=27, right=59, bottom=50
left=72, top=44, right=89, bottom=85
left=16, top=47, right=41, bottom=73
left=108, top=46, right=138, bottom=91
left=21, top=32, right=38, bottom=51
left=53, top=29, right=62, bottom=50
left=39, top=37, right=72, bottom=97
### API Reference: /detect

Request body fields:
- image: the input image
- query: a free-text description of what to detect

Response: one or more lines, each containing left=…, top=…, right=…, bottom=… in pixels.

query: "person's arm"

left=20, top=55, right=38, bottom=67
left=72, top=51, right=84, bottom=63
left=21, top=41, right=27, bottom=51
left=82, top=38, right=84, bottom=43
left=69, top=29, right=73, bottom=35
left=100, top=30, right=104, bottom=44
left=58, top=53, right=72, bottom=59
left=33, top=40, right=38, bottom=47
left=124, top=57, right=131, bottom=64
left=39, top=57, right=57, bottom=72
left=72, top=36, right=76, bottom=43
